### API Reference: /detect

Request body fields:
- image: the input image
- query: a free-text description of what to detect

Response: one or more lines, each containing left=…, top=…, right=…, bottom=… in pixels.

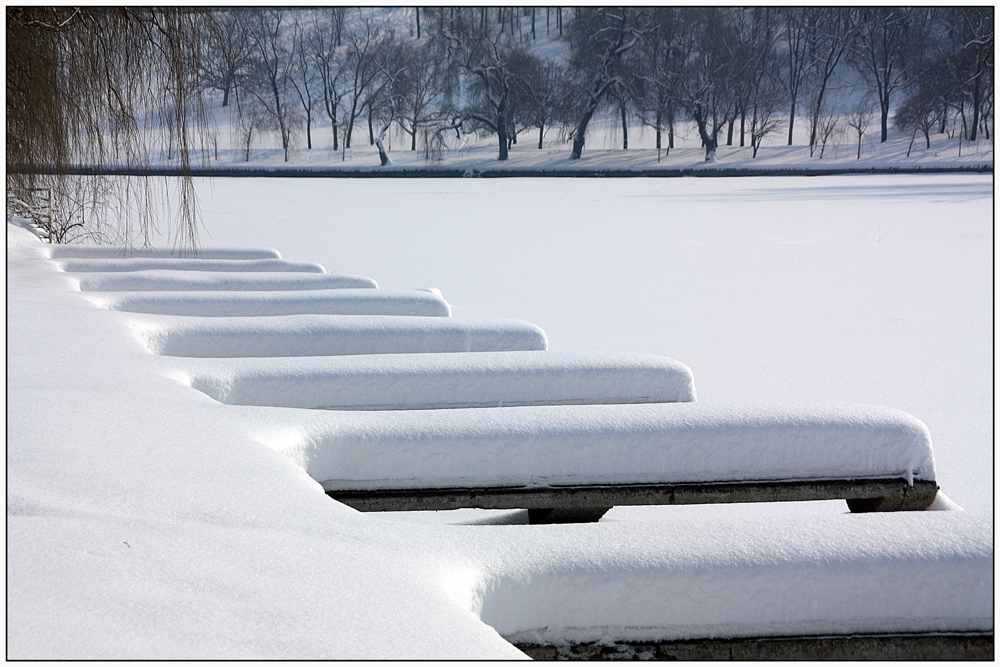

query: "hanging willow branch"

left=6, top=7, right=214, bottom=250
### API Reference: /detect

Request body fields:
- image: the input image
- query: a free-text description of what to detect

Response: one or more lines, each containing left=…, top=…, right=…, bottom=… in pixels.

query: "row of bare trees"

left=195, top=7, right=993, bottom=164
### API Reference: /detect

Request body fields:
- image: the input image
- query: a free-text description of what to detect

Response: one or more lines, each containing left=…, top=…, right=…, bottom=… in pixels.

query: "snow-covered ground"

left=7, top=174, right=993, bottom=658
left=182, top=108, right=993, bottom=173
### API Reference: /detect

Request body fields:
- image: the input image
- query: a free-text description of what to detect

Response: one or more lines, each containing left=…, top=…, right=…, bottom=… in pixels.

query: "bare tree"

left=846, top=95, right=876, bottom=159
left=894, top=84, right=939, bottom=156
left=245, top=9, right=296, bottom=161
left=939, top=7, right=994, bottom=142
left=390, top=40, right=448, bottom=151
left=564, top=8, right=643, bottom=159
left=7, top=7, right=214, bottom=250
left=445, top=13, right=525, bottom=160
left=289, top=13, right=320, bottom=151
left=634, top=7, right=685, bottom=161
left=309, top=9, right=350, bottom=152
left=779, top=7, right=811, bottom=145
left=812, top=104, right=840, bottom=158
left=517, top=57, right=565, bottom=150
left=848, top=7, right=923, bottom=143
left=674, top=8, right=746, bottom=161
left=342, top=13, right=391, bottom=149
left=749, top=76, right=786, bottom=158
left=805, top=8, right=850, bottom=149
left=200, top=9, right=252, bottom=109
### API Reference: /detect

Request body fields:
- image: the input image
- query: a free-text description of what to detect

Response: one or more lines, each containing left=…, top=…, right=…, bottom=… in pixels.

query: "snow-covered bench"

left=56, top=257, right=327, bottom=273
left=71, top=270, right=378, bottom=291
left=47, top=245, right=281, bottom=260
left=309, top=402, right=939, bottom=522
left=135, top=313, right=548, bottom=357
left=68, top=245, right=939, bottom=523
left=182, top=351, right=696, bottom=410
left=83, top=289, right=453, bottom=317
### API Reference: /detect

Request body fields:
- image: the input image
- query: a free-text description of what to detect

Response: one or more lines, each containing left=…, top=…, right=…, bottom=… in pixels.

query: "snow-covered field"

left=7, top=174, right=993, bottom=658
left=184, top=108, right=994, bottom=173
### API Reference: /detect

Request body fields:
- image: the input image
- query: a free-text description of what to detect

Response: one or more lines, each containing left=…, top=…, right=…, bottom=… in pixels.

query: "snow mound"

left=478, top=510, right=991, bottom=644
left=178, top=351, right=696, bottom=410
left=48, top=244, right=281, bottom=259
left=57, top=257, right=325, bottom=273
left=134, top=313, right=549, bottom=357
left=74, top=270, right=378, bottom=291
left=84, top=289, right=453, bottom=317
left=246, top=401, right=936, bottom=491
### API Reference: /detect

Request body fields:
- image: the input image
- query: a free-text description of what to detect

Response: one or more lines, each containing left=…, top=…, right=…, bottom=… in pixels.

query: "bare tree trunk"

left=693, top=108, right=718, bottom=162
left=787, top=97, right=795, bottom=145
left=879, top=92, right=890, bottom=143
left=570, top=104, right=597, bottom=159
left=970, top=76, right=981, bottom=141
left=497, top=111, right=509, bottom=161
left=375, top=117, right=392, bottom=166
left=620, top=101, right=628, bottom=149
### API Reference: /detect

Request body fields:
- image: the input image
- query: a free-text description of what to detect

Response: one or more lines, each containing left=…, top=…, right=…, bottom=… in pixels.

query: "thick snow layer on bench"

left=74, top=270, right=378, bottom=291
left=136, top=314, right=548, bottom=357
left=57, top=257, right=325, bottom=273
left=255, top=401, right=935, bottom=490
left=179, top=351, right=696, bottom=409
left=84, top=289, right=453, bottom=317
left=48, top=245, right=281, bottom=259
left=470, top=510, right=992, bottom=644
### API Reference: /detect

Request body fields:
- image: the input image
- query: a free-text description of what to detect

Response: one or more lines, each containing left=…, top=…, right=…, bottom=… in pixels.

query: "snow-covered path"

left=7, top=174, right=992, bottom=658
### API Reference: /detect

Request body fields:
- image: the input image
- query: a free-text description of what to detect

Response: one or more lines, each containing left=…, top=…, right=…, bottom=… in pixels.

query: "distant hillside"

left=169, top=7, right=992, bottom=172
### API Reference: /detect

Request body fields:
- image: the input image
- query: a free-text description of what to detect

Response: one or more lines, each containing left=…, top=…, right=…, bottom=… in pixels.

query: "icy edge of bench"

left=183, top=351, right=696, bottom=409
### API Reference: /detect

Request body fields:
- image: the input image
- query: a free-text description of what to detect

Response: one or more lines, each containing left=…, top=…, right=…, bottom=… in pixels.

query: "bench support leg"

left=527, top=507, right=612, bottom=524
left=846, top=481, right=938, bottom=512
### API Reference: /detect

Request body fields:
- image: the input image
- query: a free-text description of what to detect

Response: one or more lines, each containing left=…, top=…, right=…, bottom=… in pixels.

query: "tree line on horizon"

left=5, top=7, right=994, bottom=246
left=200, top=6, right=992, bottom=164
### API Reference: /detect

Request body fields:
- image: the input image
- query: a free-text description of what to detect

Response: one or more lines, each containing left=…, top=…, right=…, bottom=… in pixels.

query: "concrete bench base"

left=516, top=632, right=993, bottom=660
left=328, top=478, right=938, bottom=523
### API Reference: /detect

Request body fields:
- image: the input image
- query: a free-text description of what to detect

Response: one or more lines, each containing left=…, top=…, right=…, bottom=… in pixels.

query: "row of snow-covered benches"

left=53, top=244, right=939, bottom=523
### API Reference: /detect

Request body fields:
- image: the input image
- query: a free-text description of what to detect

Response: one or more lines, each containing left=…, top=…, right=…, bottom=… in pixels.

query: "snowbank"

left=133, top=313, right=548, bottom=357
left=177, top=351, right=696, bottom=410
left=73, top=269, right=378, bottom=291
left=471, top=510, right=992, bottom=644
left=254, top=401, right=935, bottom=491
left=48, top=244, right=281, bottom=259
left=85, top=289, right=453, bottom=317
left=57, top=257, right=325, bottom=273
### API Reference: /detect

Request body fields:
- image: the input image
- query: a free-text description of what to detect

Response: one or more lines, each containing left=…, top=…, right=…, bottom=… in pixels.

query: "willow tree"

left=6, top=7, right=214, bottom=250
